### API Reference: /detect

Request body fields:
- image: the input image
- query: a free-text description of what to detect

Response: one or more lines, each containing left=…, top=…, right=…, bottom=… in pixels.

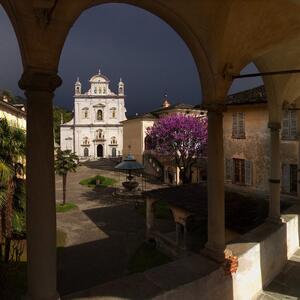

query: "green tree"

left=53, top=106, right=73, bottom=145
left=0, top=118, right=26, bottom=261
left=55, top=149, right=79, bottom=205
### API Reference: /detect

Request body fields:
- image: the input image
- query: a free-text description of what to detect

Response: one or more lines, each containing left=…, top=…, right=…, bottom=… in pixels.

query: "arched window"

left=110, top=107, right=116, bottom=118
left=111, top=136, right=117, bottom=144
left=97, top=109, right=103, bottom=121
left=94, top=87, right=97, bottom=94
left=103, top=87, right=106, bottom=94
left=82, top=107, right=89, bottom=119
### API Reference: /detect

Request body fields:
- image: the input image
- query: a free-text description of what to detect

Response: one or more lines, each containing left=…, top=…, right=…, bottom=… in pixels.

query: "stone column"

left=19, top=69, right=62, bottom=300
left=268, top=122, right=282, bottom=223
left=203, top=103, right=226, bottom=262
left=297, top=108, right=300, bottom=200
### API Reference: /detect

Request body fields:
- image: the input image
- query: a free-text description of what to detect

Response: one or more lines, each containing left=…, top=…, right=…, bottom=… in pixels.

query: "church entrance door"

left=112, top=148, right=116, bottom=157
left=97, top=144, right=103, bottom=157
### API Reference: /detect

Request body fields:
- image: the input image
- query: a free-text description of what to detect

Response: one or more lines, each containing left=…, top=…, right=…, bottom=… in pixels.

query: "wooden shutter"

left=232, top=113, right=238, bottom=137
left=225, top=158, right=233, bottom=181
left=238, top=112, right=245, bottom=138
left=282, top=111, right=289, bottom=139
left=282, top=164, right=290, bottom=193
left=245, top=160, right=252, bottom=185
left=290, top=110, right=297, bottom=139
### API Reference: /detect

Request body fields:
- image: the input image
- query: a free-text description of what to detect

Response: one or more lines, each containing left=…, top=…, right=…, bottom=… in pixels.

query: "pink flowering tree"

left=146, top=113, right=208, bottom=184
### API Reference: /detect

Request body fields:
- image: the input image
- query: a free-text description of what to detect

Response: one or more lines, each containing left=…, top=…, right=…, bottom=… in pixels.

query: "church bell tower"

left=75, top=77, right=81, bottom=95
left=118, top=78, right=124, bottom=95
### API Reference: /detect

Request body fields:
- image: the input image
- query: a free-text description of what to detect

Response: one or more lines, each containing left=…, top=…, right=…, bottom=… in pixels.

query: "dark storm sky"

left=0, top=4, right=262, bottom=116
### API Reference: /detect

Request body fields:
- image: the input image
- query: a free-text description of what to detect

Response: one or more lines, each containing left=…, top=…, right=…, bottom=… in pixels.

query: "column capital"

left=19, top=68, right=62, bottom=92
left=268, top=122, right=281, bottom=131
left=202, top=102, right=227, bottom=113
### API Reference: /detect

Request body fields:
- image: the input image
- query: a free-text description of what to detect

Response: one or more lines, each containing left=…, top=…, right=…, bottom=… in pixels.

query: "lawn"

left=56, top=202, right=78, bottom=213
left=128, top=242, right=172, bottom=274
left=79, top=175, right=117, bottom=188
left=137, top=200, right=172, bottom=220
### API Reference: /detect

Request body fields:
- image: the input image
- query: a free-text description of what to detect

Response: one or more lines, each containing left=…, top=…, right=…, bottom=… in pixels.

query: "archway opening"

left=97, top=144, right=103, bottom=157
left=56, top=3, right=205, bottom=295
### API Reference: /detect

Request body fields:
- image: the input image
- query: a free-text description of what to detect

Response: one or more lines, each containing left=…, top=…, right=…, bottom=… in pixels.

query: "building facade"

left=122, top=97, right=207, bottom=184
left=60, top=71, right=127, bottom=160
left=0, top=95, right=26, bottom=130
left=224, top=85, right=299, bottom=195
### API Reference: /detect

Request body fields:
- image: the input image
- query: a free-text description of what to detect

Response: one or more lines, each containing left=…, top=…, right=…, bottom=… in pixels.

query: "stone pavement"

left=55, top=159, right=165, bottom=296
left=257, top=249, right=300, bottom=300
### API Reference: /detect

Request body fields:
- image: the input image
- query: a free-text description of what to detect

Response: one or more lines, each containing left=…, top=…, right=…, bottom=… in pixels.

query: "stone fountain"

left=114, top=153, right=144, bottom=198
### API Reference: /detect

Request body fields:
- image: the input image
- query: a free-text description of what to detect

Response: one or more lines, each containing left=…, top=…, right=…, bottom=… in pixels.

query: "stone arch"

left=56, top=1, right=214, bottom=104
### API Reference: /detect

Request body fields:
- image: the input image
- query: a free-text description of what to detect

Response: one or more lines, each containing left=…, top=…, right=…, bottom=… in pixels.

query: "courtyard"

left=55, top=159, right=299, bottom=298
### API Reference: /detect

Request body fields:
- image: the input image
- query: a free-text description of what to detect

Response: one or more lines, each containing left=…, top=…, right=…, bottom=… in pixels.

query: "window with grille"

left=282, top=110, right=297, bottom=140
left=232, top=112, right=245, bottom=139
left=225, top=158, right=252, bottom=185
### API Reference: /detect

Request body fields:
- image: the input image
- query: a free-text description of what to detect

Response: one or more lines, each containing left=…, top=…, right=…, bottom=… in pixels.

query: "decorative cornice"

left=93, top=104, right=105, bottom=108
left=74, top=95, right=124, bottom=99
left=19, top=68, right=62, bottom=92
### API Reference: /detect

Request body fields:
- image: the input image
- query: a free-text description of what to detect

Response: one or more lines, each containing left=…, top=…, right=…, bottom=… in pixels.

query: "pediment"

left=93, top=103, right=106, bottom=108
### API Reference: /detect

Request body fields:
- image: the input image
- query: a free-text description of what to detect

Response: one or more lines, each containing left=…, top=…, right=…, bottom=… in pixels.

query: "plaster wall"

left=0, top=103, right=26, bottom=130
left=223, top=104, right=270, bottom=191
left=123, top=119, right=144, bottom=163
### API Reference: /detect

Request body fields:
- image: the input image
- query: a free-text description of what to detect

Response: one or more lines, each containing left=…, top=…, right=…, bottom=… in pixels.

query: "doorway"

left=112, top=147, right=116, bottom=157
left=97, top=144, right=103, bottom=157
left=84, top=147, right=89, bottom=157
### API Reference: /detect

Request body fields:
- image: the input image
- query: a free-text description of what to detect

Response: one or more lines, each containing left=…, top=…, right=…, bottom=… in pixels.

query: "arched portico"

left=1, top=0, right=300, bottom=299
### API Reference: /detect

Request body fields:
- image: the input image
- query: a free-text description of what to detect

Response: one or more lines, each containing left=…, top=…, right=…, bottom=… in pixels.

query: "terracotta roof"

left=126, top=103, right=201, bottom=121
left=226, top=85, right=267, bottom=105
left=0, top=98, right=26, bottom=116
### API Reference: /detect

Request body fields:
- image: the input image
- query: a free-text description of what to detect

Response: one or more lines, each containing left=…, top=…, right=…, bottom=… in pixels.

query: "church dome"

left=89, top=70, right=110, bottom=83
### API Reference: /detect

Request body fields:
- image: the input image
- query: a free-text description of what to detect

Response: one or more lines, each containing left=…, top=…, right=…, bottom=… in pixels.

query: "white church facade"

left=60, top=70, right=127, bottom=160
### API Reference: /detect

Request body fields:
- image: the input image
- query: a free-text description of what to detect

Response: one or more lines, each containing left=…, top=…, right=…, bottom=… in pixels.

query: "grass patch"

left=128, top=242, right=172, bottom=274
left=56, top=202, right=78, bottom=213
left=79, top=175, right=117, bottom=188
left=137, top=200, right=172, bottom=220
